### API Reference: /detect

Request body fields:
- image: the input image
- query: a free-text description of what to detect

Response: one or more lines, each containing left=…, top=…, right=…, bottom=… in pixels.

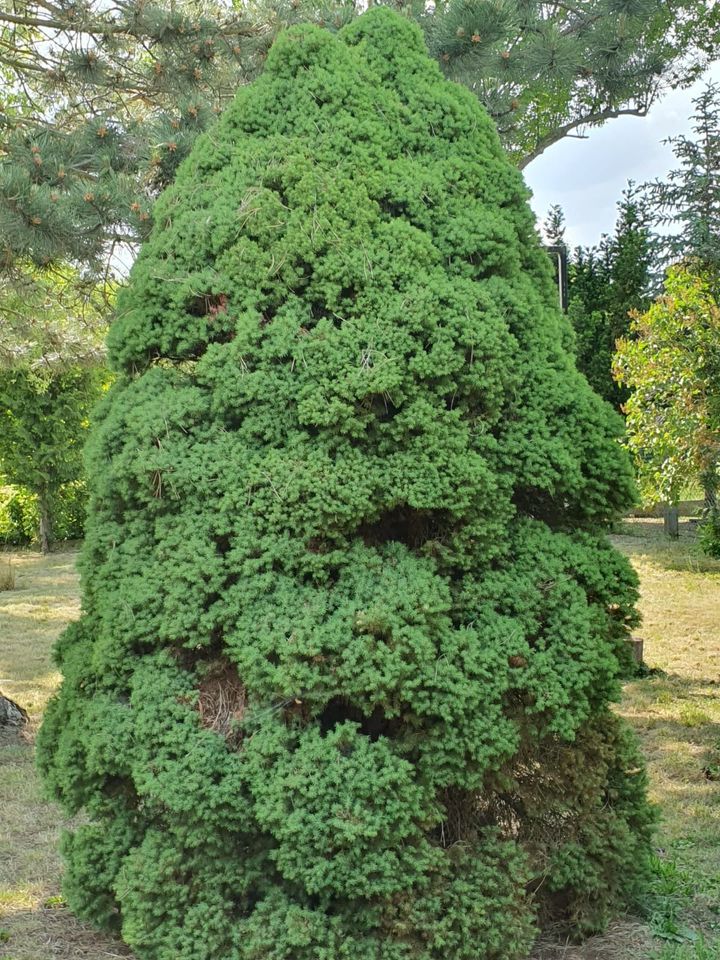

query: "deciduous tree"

left=614, top=266, right=720, bottom=552
left=0, top=263, right=107, bottom=549
left=0, top=261, right=109, bottom=367
left=0, top=364, right=103, bottom=550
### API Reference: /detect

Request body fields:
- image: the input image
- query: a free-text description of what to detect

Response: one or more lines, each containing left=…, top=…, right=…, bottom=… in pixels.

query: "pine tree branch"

left=519, top=103, right=650, bottom=168
left=0, top=8, right=261, bottom=42
left=32, top=0, right=78, bottom=20
left=551, top=1, right=586, bottom=16
left=0, top=10, right=74, bottom=31
left=0, top=53, right=52, bottom=76
left=560, top=12, right=604, bottom=38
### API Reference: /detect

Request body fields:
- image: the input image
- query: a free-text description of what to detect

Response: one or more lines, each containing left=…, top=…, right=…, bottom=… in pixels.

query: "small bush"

left=0, top=485, right=37, bottom=544
left=698, top=514, right=720, bottom=558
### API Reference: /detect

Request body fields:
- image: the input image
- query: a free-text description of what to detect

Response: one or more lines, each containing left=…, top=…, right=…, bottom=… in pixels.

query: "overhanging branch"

left=519, top=104, right=650, bottom=169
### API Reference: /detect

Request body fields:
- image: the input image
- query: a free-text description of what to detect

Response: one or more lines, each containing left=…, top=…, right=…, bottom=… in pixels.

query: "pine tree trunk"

left=38, top=491, right=53, bottom=555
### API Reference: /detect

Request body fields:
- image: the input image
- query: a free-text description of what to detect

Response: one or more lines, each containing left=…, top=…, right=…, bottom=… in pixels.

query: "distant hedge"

left=38, top=9, right=655, bottom=960
left=0, top=482, right=87, bottom=545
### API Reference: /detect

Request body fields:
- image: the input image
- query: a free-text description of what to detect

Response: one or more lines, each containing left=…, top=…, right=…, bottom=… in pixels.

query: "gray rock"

left=0, top=693, right=29, bottom=726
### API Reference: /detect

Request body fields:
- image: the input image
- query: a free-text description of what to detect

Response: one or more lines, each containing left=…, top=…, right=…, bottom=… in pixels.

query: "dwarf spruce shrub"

left=37, top=10, right=655, bottom=958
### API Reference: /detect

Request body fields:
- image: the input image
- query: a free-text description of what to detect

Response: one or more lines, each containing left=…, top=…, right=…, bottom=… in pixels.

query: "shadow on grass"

left=531, top=918, right=655, bottom=960
left=629, top=672, right=720, bottom=699
left=0, top=905, right=133, bottom=960
left=610, top=520, right=720, bottom=575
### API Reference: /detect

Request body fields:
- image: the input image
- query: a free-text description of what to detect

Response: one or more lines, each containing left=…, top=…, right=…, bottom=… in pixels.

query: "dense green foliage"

left=0, top=480, right=87, bottom=545
left=638, top=83, right=720, bottom=537
left=0, top=261, right=109, bottom=367
left=1, top=0, right=718, bottom=273
left=0, top=366, right=103, bottom=550
left=615, top=267, right=720, bottom=554
left=38, top=11, right=655, bottom=959
left=0, top=263, right=108, bottom=549
left=565, top=191, right=653, bottom=408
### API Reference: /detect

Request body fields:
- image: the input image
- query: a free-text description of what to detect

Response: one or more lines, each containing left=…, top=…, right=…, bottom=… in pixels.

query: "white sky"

left=524, top=62, right=720, bottom=250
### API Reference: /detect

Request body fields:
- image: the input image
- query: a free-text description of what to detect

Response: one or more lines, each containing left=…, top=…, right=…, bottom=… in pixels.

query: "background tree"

left=0, top=261, right=109, bottom=367
left=567, top=243, right=613, bottom=396
left=543, top=203, right=567, bottom=247
left=0, top=263, right=108, bottom=550
left=643, top=82, right=720, bottom=287
left=38, top=12, right=653, bottom=960
left=614, top=268, right=720, bottom=553
left=0, top=0, right=718, bottom=272
left=565, top=189, right=653, bottom=406
left=638, top=83, right=720, bottom=518
left=0, top=365, right=104, bottom=551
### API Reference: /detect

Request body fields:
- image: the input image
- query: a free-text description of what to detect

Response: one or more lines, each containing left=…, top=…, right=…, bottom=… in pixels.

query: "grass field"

left=1, top=520, right=719, bottom=960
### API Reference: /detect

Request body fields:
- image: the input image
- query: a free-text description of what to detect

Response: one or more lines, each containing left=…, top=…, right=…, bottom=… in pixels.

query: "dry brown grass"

left=0, top=559, right=15, bottom=592
left=611, top=519, right=720, bottom=953
left=1, top=524, right=719, bottom=960
left=0, top=547, right=133, bottom=960
left=531, top=919, right=656, bottom=960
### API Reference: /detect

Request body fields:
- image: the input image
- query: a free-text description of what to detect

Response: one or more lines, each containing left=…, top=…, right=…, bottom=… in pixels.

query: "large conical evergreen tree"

left=37, top=10, right=655, bottom=959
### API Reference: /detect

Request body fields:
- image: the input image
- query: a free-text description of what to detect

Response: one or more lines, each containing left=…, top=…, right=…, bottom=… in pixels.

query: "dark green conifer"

left=568, top=189, right=653, bottom=408
left=37, top=11, right=655, bottom=958
left=644, top=82, right=720, bottom=287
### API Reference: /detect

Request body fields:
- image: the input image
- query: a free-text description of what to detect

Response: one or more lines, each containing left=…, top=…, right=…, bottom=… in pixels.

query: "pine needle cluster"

left=1, top=0, right=717, bottom=272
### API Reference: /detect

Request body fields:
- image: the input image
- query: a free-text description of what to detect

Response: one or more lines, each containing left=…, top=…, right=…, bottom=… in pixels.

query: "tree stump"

left=626, top=637, right=645, bottom=666
left=663, top=504, right=679, bottom=539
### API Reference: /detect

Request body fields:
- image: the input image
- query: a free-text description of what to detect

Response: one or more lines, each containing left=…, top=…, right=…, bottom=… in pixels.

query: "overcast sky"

left=524, top=63, right=720, bottom=251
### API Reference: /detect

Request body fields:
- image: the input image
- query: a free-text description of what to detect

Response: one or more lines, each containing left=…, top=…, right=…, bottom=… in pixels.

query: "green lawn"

left=1, top=522, right=718, bottom=960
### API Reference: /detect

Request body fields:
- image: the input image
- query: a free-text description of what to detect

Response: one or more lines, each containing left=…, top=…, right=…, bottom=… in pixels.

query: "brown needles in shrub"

left=197, top=661, right=247, bottom=748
